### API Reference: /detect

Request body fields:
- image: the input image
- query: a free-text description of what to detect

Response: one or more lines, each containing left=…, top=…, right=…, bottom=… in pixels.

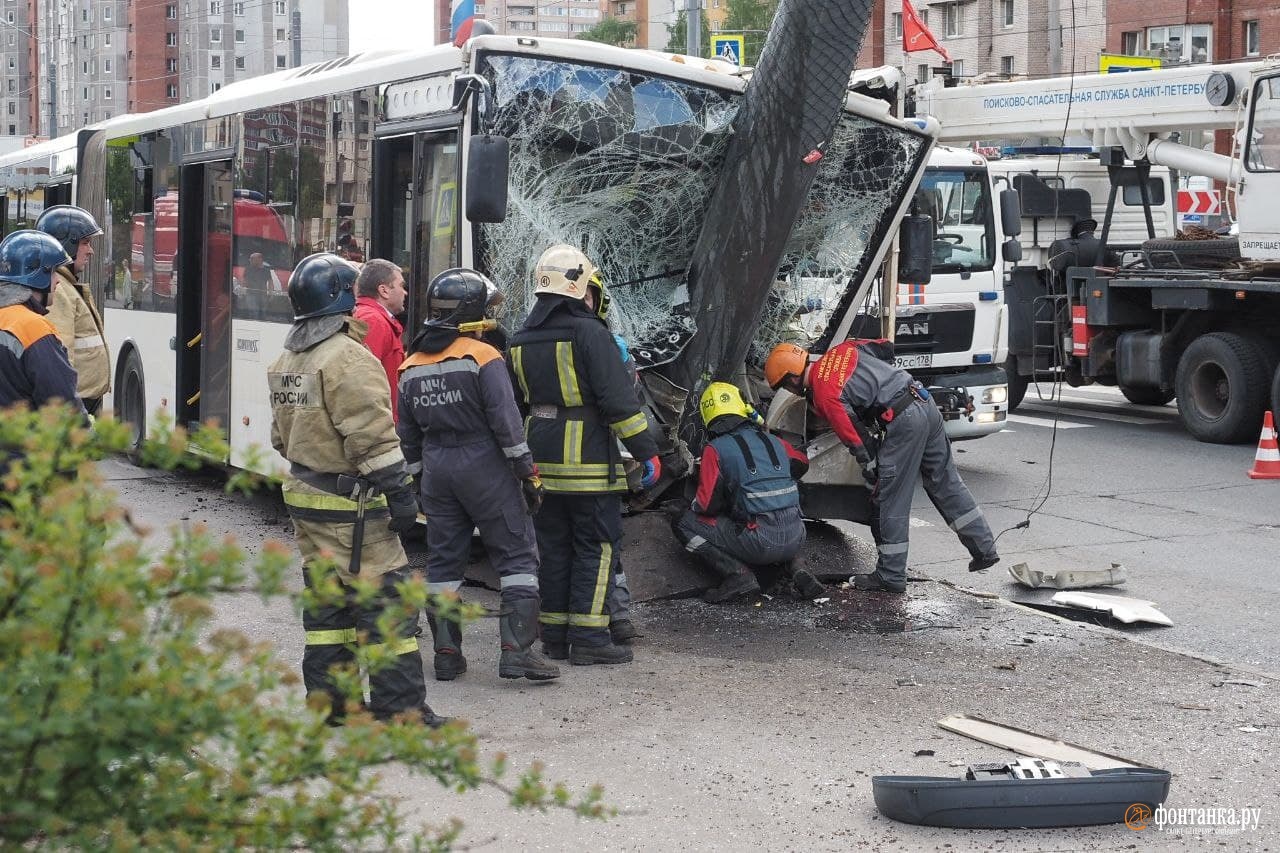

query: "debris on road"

left=1049, top=591, right=1173, bottom=627
left=993, top=661, right=1018, bottom=671
left=937, top=714, right=1147, bottom=770
left=1216, top=678, right=1265, bottom=688
left=1008, top=562, right=1128, bottom=590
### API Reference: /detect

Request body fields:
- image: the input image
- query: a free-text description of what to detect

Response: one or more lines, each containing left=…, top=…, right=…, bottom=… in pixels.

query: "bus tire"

left=118, top=348, right=147, bottom=461
left=1174, top=332, right=1269, bottom=444
left=1006, top=356, right=1028, bottom=412
left=1120, top=385, right=1174, bottom=406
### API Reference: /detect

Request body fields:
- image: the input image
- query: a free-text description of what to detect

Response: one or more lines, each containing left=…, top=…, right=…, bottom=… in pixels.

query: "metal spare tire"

left=1142, top=237, right=1240, bottom=269
left=1175, top=332, right=1269, bottom=444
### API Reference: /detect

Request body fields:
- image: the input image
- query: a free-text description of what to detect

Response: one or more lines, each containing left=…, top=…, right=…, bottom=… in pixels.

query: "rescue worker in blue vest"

left=268, top=252, right=445, bottom=727
left=0, top=231, right=84, bottom=436
left=764, top=340, right=999, bottom=594
left=671, top=382, right=821, bottom=602
left=36, top=205, right=110, bottom=417
left=507, top=244, right=660, bottom=665
left=397, top=268, right=560, bottom=683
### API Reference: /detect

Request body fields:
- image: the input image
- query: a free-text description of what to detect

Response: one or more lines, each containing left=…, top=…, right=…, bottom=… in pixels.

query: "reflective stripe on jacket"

left=695, top=424, right=807, bottom=521
left=46, top=267, right=109, bottom=399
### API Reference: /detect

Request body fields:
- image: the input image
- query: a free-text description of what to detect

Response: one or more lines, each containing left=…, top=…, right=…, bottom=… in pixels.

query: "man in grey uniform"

left=398, top=268, right=560, bottom=682
left=764, top=339, right=999, bottom=593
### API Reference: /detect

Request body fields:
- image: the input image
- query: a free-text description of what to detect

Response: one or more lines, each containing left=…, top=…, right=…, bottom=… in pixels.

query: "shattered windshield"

left=476, top=52, right=929, bottom=368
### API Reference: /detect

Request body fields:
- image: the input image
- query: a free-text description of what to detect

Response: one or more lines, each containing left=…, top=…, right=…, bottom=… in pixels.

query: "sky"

left=348, top=1, right=436, bottom=55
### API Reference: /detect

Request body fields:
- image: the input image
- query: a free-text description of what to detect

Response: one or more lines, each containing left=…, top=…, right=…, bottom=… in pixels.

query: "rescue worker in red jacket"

left=507, top=245, right=660, bottom=665
left=353, top=259, right=407, bottom=421
left=0, top=230, right=83, bottom=420
left=397, top=268, right=559, bottom=683
left=268, top=252, right=445, bottom=727
left=764, top=340, right=999, bottom=593
left=671, top=382, right=822, bottom=602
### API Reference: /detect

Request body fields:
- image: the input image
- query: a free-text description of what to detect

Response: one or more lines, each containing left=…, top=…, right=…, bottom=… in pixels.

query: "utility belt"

left=289, top=462, right=385, bottom=506
left=529, top=403, right=597, bottom=421
left=424, top=429, right=490, bottom=448
left=872, top=382, right=925, bottom=429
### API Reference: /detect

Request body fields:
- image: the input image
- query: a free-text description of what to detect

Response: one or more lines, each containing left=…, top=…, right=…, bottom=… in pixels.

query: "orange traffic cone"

left=1248, top=411, right=1280, bottom=480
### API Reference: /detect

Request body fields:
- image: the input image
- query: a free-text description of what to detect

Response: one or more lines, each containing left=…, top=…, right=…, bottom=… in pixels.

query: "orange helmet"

left=764, top=343, right=809, bottom=390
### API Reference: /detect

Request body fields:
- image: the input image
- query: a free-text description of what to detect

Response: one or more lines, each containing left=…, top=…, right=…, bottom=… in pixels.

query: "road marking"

left=1006, top=413, right=1093, bottom=429
left=1020, top=403, right=1166, bottom=425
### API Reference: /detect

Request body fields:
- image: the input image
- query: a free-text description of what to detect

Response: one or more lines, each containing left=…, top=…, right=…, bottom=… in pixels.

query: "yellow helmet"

left=699, top=381, right=753, bottom=428
left=534, top=244, right=598, bottom=300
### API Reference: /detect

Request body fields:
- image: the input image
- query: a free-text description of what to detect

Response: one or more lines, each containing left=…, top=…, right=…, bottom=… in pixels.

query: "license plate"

left=894, top=353, right=932, bottom=370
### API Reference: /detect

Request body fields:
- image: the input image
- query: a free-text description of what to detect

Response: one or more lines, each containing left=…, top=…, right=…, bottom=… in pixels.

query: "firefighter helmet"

left=533, top=244, right=597, bottom=300
left=0, top=230, right=73, bottom=291
left=763, top=342, right=810, bottom=390
left=424, top=267, right=502, bottom=328
left=699, top=381, right=754, bottom=428
left=287, top=252, right=357, bottom=320
left=34, top=205, right=103, bottom=261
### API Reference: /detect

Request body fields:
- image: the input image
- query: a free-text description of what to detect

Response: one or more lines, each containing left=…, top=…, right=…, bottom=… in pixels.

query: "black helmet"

left=424, top=268, right=502, bottom=328
left=287, top=253, right=357, bottom=320
left=34, top=205, right=103, bottom=260
left=0, top=230, right=73, bottom=291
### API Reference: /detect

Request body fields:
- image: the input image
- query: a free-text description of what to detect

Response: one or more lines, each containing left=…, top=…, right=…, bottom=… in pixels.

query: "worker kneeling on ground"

left=397, top=268, right=559, bottom=683
left=671, top=382, right=821, bottom=602
left=268, top=252, right=446, bottom=727
left=764, top=340, right=999, bottom=594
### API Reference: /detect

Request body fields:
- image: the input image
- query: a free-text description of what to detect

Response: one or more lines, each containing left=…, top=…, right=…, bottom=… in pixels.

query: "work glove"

left=521, top=473, right=545, bottom=515
left=640, top=455, right=662, bottom=490
left=852, top=448, right=878, bottom=485
left=386, top=488, right=421, bottom=535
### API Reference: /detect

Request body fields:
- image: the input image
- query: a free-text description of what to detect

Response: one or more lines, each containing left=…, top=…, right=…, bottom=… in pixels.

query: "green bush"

left=0, top=404, right=606, bottom=850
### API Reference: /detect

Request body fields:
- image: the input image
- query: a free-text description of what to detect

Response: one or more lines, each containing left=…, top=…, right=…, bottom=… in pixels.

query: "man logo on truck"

left=897, top=321, right=930, bottom=337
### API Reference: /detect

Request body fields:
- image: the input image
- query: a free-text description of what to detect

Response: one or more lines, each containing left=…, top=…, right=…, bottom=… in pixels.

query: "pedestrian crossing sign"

left=712, top=34, right=745, bottom=66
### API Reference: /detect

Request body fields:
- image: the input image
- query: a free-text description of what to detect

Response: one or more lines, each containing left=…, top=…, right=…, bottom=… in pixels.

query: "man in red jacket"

left=353, top=259, right=407, bottom=421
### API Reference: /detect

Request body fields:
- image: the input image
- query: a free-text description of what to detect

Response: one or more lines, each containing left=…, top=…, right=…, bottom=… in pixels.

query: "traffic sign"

left=1177, top=189, right=1220, bottom=216
left=711, top=33, right=745, bottom=66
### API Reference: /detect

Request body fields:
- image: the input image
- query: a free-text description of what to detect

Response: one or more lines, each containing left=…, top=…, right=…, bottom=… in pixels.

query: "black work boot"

left=609, top=619, right=638, bottom=644
left=373, top=704, right=451, bottom=728
left=569, top=641, right=634, bottom=665
left=790, top=566, right=826, bottom=600
left=852, top=571, right=907, bottom=594
left=968, top=552, right=1000, bottom=572
left=427, top=614, right=467, bottom=681
left=699, top=547, right=761, bottom=603
left=499, top=599, right=561, bottom=681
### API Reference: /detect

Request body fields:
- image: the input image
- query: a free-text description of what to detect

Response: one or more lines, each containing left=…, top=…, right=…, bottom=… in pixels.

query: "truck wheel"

left=1006, top=356, right=1028, bottom=411
left=118, top=348, right=147, bottom=460
left=1271, top=363, right=1280, bottom=425
left=1120, top=385, right=1174, bottom=406
left=1174, top=332, right=1269, bottom=444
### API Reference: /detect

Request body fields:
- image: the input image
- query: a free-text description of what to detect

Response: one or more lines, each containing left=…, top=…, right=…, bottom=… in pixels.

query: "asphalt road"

left=897, top=382, right=1280, bottom=674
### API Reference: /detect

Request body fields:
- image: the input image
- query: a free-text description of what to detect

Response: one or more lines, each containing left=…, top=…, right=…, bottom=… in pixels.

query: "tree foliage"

left=664, top=9, right=712, bottom=58
left=0, top=405, right=608, bottom=849
left=724, top=0, right=776, bottom=67
left=576, top=16, right=638, bottom=47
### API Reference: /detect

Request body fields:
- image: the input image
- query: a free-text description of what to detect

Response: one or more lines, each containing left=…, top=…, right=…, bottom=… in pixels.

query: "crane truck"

left=915, top=59, right=1280, bottom=443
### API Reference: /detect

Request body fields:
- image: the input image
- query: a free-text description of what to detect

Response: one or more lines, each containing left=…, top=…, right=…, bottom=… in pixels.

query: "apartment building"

left=3, top=0, right=346, bottom=142
left=1107, top=0, right=1280, bottom=64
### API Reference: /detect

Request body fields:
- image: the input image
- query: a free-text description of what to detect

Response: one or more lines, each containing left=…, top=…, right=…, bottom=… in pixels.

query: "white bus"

left=0, top=36, right=933, bottom=522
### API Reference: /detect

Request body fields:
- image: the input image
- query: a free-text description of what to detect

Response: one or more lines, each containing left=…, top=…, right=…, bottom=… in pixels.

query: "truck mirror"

left=899, top=214, right=933, bottom=285
left=1002, top=238, right=1022, bottom=263
left=999, top=188, right=1022, bottom=237
left=465, top=134, right=509, bottom=224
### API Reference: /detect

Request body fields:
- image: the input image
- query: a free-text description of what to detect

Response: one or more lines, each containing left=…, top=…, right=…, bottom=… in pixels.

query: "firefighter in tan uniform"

left=268, top=252, right=446, bottom=727
left=37, top=206, right=110, bottom=416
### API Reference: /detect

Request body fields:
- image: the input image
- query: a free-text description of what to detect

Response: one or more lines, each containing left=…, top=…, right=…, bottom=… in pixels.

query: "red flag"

left=902, top=0, right=951, bottom=63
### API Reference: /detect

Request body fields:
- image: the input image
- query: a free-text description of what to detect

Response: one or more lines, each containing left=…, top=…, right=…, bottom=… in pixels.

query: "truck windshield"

left=917, top=168, right=994, bottom=273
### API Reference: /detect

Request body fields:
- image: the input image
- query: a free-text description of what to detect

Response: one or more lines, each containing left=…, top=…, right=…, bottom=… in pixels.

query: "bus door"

left=175, top=159, right=234, bottom=437
left=371, top=129, right=460, bottom=332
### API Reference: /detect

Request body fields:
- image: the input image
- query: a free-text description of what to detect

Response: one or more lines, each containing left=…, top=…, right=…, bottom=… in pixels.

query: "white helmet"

left=533, top=244, right=598, bottom=300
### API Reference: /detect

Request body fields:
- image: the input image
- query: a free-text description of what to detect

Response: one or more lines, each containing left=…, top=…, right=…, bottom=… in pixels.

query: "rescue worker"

left=606, top=328, right=643, bottom=644
left=397, top=267, right=559, bottom=683
left=0, top=230, right=82, bottom=416
left=36, top=206, right=110, bottom=416
left=267, top=252, right=446, bottom=727
left=671, top=382, right=822, bottom=602
left=353, top=259, right=407, bottom=421
left=763, top=340, right=999, bottom=594
left=507, top=245, right=660, bottom=665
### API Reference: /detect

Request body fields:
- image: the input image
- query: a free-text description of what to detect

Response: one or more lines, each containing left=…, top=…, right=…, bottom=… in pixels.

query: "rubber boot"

left=427, top=613, right=467, bottom=681
left=569, top=641, right=634, bottom=665
left=499, top=599, right=561, bottom=681
left=698, top=547, right=761, bottom=603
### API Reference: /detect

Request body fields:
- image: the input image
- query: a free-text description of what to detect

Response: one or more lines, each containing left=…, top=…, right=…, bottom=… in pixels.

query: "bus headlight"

left=982, top=386, right=1008, bottom=404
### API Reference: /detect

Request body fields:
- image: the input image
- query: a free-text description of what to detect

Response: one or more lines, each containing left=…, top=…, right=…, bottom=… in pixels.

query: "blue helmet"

left=287, top=252, right=357, bottom=320
left=34, top=205, right=103, bottom=260
left=0, top=230, right=73, bottom=291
